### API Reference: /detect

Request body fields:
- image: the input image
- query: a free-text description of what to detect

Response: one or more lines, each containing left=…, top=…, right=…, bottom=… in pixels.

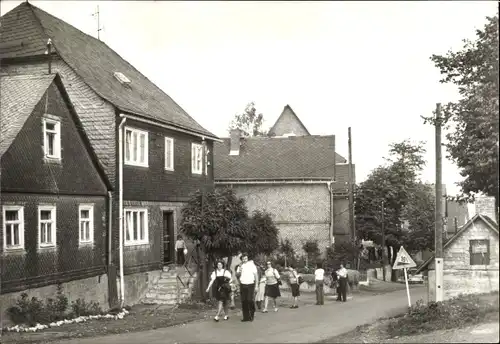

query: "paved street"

left=57, top=286, right=426, bottom=344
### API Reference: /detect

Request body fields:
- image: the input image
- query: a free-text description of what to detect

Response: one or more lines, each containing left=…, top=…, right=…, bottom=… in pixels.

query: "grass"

left=319, top=291, right=499, bottom=344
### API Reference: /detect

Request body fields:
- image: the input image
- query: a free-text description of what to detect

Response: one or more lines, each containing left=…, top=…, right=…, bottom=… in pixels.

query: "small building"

left=214, top=105, right=355, bottom=254
left=0, top=73, right=111, bottom=318
left=416, top=199, right=499, bottom=301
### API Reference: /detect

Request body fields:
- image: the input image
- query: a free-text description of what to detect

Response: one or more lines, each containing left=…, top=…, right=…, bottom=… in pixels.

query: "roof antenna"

left=91, top=5, right=104, bottom=40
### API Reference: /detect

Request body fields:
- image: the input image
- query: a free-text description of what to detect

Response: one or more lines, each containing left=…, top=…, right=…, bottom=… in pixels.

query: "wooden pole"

left=348, top=127, right=355, bottom=243
left=435, top=103, right=444, bottom=302
left=381, top=200, right=386, bottom=281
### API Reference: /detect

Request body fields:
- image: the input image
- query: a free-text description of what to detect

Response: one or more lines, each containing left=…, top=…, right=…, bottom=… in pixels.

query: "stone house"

left=213, top=105, right=355, bottom=254
left=416, top=197, right=499, bottom=301
left=1, top=2, right=218, bottom=308
left=0, top=73, right=111, bottom=319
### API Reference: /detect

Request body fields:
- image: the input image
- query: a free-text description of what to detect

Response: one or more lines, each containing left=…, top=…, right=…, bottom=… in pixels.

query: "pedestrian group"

left=206, top=252, right=349, bottom=323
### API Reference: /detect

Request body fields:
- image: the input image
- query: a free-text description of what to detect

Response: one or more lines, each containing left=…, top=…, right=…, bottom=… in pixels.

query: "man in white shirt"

left=236, top=252, right=259, bottom=322
left=337, top=263, right=348, bottom=302
left=314, top=262, right=325, bottom=305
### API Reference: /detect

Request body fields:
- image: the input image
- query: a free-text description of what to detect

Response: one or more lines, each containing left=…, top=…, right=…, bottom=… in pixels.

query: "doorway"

left=162, top=211, right=175, bottom=265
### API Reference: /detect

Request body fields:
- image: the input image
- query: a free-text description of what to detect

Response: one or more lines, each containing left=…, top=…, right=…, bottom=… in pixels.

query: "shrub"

left=7, top=293, right=46, bottom=326
left=302, top=240, right=320, bottom=266
left=387, top=293, right=499, bottom=337
left=70, top=299, right=103, bottom=317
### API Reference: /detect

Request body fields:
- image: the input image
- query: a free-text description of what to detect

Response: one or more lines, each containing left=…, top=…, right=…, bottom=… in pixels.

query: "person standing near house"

left=331, top=268, right=341, bottom=301
left=287, top=264, right=301, bottom=309
left=314, top=262, right=325, bottom=305
left=337, top=263, right=348, bottom=302
left=255, top=265, right=266, bottom=310
left=206, top=260, right=232, bottom=321
left=175, top=235, right=186, bottom=266
left=262, top=261, right=281, bottom=312
left=236, top=253, right=259, bottom=322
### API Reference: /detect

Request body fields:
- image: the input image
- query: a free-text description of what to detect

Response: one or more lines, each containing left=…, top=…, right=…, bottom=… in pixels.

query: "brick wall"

left=0, top=193, right=107, bottom=293
left=475, top=196, right=497, bottom=223
left=219, top=184, right=350, bottom=254
left=269, top=107, right=309, bottom=136
left=1, top=81, right=108, bottom=195
left=428, top=218, right=499, bottom=300
left=1, top=58, right=116, bottom=184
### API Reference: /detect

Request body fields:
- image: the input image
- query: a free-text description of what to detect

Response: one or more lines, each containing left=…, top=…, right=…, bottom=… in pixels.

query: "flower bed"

left=3, top=308, right=130, bottom=333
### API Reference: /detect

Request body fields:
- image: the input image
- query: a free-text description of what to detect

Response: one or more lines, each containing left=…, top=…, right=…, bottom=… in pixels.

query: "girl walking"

left=263, top=261, right=281, bottom=312
left=206, top=261, right=232, bottom=321
left=255, top=265, right=266, bottom=310
left=287, top=265, right=300, bottom=308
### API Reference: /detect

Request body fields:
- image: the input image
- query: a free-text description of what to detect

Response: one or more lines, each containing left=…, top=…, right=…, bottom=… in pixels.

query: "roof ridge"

left=28, top=3, right=212, bottom=137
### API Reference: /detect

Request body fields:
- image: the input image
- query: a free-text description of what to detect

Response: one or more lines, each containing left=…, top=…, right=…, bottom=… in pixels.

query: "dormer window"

left=114, top=72, right=131, bottom=85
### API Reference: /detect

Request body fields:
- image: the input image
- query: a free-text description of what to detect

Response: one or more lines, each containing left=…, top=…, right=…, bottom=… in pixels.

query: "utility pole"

left=348, top=127, right=355, bottom=243
left=381, top=200, right=386, bottom=281
left=435, top=103, right=444, bottom=302
left=92, top=5, right=103, bottom=40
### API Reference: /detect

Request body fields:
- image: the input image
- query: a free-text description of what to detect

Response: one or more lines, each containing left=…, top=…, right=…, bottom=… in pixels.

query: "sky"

left=1, top=0, right=498, bottom=194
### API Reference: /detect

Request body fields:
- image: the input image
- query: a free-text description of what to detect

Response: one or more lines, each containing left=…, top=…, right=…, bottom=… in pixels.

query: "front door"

left=162, top=211, right=175, bottom=265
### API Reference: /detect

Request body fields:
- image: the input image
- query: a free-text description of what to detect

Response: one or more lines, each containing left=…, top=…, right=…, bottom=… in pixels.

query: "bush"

left=70, top=299, right=103, bottom=317
left=387, top=293, right=499, bottom=337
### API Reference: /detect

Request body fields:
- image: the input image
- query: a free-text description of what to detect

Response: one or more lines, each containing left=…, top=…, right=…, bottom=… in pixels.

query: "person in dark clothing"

left=331, top=269, right=341, bottom=301
left=337, top=263, right=348, bottom=302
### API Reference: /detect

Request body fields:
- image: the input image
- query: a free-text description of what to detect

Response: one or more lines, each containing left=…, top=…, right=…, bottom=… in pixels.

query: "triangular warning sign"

left=392, top=246, right=416, bottom=270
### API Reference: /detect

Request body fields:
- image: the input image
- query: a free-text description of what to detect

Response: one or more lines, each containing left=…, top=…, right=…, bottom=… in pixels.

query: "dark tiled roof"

left=268, top=105, right=311, bottom=136
left=0, top=3, right=217, bottom=139
left=213, top=135, right=353, bottom=188
left=0, top=74, right=56, bottom=156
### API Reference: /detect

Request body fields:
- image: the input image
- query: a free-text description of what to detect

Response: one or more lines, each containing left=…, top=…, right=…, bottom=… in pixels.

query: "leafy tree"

left=302, top=240, right=321, bottom=267
left=355, top=140, right=430, bottom=268
left=325, top=239, right=362, bottom=272
left=228, top=102, right=268, bottom=137
left=274, top=239, right=296, bottom=268
left=423, top=15, right=499, bottom=217
left=180, top=188, right=280, bottom=262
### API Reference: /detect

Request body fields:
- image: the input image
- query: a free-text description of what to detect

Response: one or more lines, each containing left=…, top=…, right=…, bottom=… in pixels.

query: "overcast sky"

left=1, top=1, right=497, bottom=194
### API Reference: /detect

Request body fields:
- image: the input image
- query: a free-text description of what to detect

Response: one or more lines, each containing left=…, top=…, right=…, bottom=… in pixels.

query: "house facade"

left=1, top=2, right=217, bottom=307
left=0, top=74, right=110, bottom=318
left=214, top=106, right=355, bottom=254
left=416, top=197, right=499, bottom=301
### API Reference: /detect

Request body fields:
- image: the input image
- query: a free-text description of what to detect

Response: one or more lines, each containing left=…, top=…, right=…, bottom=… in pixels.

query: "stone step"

left=141, top=298, right=177, bottom=305
left=145, top=292, right=177, bottom=301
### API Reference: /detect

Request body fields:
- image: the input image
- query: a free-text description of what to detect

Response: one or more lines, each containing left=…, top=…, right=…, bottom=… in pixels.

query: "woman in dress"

left=262, top=261, right=281, bottom=312
left=255, top=265, right=267, bottom=310
left=287, top=264, right=300, bottom=309
left=206, top=260, right=232, bottom=321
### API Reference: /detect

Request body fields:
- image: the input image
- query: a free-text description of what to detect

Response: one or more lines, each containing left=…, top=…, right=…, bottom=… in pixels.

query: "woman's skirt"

left=291, top=283, right=300, bottom=297
left=264, top=283, right=281, bottom=298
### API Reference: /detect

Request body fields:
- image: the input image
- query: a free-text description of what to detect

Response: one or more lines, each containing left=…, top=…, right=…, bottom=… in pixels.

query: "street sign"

left=392, top=246, right=416, bottom=270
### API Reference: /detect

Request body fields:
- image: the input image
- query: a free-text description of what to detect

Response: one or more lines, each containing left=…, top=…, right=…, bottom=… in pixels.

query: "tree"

left=228, top=102, right=268, bottom=137
left=302, top=240, right=320, bottom=267
left=423, top=15, right=499, bottom=217
left=355, top=140, right=431, bottom=268
left=180, top=188, right=279, bottom=262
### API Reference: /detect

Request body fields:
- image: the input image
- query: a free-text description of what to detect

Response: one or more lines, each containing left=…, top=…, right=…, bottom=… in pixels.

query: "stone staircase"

left=141, top=265, right=198, bottom=305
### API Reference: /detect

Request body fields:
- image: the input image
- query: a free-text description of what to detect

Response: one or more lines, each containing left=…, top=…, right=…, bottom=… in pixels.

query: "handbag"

left=297, top=275, right=304, bottom=285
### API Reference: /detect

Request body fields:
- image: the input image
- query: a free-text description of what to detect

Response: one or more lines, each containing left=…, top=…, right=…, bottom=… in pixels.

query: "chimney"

left=229, top=129, right=241, bottom=156
left=474, top=195, right=497, bottom=223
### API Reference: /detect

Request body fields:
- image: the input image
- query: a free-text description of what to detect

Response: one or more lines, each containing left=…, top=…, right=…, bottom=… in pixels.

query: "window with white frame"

left=39, top=206, right=56, bottom=247
left=125, top=127, right=148, bottom=167
left=165, top=137, right=174, bottom=171
left=124, top=208, right=148, bottom=245
left=191, top=143, right=203, bottom=174
left=3, top=206, right=24, bottom=250
left=43, top=118, right=61, bottom=159
left=79, top=204, right=94, bottom=244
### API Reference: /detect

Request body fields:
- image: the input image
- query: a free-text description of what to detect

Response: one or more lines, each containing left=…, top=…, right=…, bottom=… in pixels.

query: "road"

left=58, top=286, right=426, bottom=344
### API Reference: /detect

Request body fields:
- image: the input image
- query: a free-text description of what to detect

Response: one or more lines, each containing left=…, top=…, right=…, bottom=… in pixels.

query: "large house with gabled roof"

left=214, top=105, right=355, bottom=254
left=1, top=2, right=218, bottom=307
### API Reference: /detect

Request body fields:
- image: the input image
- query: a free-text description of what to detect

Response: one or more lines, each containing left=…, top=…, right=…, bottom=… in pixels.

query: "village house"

left=0, top=73, right=111, bottom=318
left=1, top=2, right=218, bottom=309
left=213, top=105, right=355, bottom=255
left=416, top=196, right=499, bottom=301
